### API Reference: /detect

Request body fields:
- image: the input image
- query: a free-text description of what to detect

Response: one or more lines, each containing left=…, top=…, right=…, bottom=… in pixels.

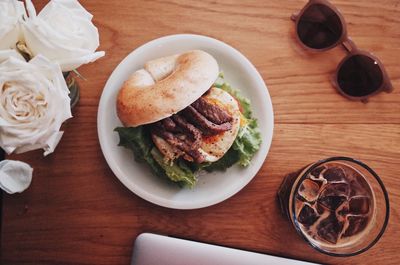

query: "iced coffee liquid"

left=290, top=162, right=375, bottom=248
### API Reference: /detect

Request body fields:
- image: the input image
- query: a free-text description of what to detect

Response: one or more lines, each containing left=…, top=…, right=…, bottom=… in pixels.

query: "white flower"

left=0, top=160, right=33, bottom=194
left=0, top=0, right=25, bottom=50
left=22, top=0, right=105, bottom=71
left=0, top=48, right=25, bottom=62
left=0, top=55, right=72, bottom=155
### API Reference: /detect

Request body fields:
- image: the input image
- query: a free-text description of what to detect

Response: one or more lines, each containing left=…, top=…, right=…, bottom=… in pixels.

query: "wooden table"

left=2, top=0, right=399, bottom=264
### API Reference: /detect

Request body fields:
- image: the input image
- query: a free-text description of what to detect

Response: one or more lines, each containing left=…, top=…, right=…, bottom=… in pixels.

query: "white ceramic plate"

left=97, top=34, right=274, bottom=209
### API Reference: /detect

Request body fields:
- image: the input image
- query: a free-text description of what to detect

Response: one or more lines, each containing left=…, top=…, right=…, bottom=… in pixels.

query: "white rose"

left=0, top=0, right=25, bottom=50
left=0, top=55, right=72, bottom=155
left=22, top=0, right=105, bottom=72
left=0, top=48, right=25, bottom=62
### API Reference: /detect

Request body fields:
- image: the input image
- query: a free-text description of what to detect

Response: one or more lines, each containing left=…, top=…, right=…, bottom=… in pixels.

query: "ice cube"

left=298, top=179, right=320, bottom=202
left=316, top=203, right=327, bottom=215
left=310, top=166, right=325, bottom=178
left=349, top=174, right=370, bottom=197
left=323, top=166, right=346, bottom=182
left=298, top=204, right=319, bottom=227
left=317, top=214, right=344, bottom=244
left=349, top=196, right=370, bottom=215
left=319, top=195, right=347, bottom=211
left=318, top=183, right=350, bottom=210
left=321, top=182, right=350, bottom=197
left=343, top=215, right=369, bottom=237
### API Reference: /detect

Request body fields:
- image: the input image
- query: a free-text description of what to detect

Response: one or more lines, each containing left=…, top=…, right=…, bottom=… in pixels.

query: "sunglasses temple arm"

left=341, top=38, right=358, bottom=53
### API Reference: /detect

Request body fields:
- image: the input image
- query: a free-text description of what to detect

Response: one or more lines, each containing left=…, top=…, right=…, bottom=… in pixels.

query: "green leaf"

left=151, top=148, right=197, bottom=188
left=114, top=126, right=197, bottom=187
left=233, top=119, right=262, bottom=167
left=114, top=126, right=168, bottom=179
left=114, top=126, right=152, bottom=160
left=202, top=148, right=240, bottom=172
left=216, top=82, right=252, bottom=118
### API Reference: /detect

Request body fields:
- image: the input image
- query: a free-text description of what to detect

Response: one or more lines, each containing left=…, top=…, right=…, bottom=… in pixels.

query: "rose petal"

left=0, top=0, right=26, bottom=49
left=22, top=0, right=105, bottom=71
left=0, top=49, right=25, bottom=63
left=0, top=160, right=33, bottom=194
left=57, top=51, right=105, bottom=72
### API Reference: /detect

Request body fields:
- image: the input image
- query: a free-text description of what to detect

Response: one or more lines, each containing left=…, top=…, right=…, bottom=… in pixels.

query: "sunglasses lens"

left=337, top=55, right=383, bottom=97
left=297, top=4, right=343, bottom=49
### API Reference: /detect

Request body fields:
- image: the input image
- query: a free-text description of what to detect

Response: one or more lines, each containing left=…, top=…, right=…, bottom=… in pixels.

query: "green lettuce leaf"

left=114, top=126, right=196, bottom=187
left=202, top=148, right=240, bottom=172
left=114, top=126, right=168, bottom=179
left=215, top=82, right=252, bottom=118
left=150, top=148, right=196, bottom=188
left=233, top=118, right=261, bottom=167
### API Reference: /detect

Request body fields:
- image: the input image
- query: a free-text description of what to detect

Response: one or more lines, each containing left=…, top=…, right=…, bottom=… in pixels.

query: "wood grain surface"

left=2, top=0, right=400, bottom=264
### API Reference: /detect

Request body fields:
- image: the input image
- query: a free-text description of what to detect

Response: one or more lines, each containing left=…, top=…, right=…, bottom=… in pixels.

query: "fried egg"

left=198, top=87, right=241, bottom=162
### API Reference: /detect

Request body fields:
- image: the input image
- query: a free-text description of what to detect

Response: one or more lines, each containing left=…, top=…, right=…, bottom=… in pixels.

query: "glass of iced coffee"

left=277, top=157, right=389, bottom=256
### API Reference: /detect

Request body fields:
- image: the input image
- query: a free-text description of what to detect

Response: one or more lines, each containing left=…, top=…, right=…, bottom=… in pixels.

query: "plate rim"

left=97, top=34, right=274, bottom=209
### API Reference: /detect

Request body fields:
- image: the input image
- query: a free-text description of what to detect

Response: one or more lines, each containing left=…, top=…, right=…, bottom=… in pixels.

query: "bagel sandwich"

left=115, top=50, right=261, bottom=188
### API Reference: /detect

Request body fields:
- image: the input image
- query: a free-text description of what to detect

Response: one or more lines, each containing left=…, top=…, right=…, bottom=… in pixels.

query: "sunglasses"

left=291, top=0, right=393, bottom=102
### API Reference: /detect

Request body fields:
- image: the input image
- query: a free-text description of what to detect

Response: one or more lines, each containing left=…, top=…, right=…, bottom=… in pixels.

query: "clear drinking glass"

left=64, top=72, right=80, bottom=109
left=277, top=157, right=389, bottom=256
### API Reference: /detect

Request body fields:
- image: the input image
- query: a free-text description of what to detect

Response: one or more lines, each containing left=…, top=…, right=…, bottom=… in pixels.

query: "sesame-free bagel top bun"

left=116, top=50, right=219, bottom=127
